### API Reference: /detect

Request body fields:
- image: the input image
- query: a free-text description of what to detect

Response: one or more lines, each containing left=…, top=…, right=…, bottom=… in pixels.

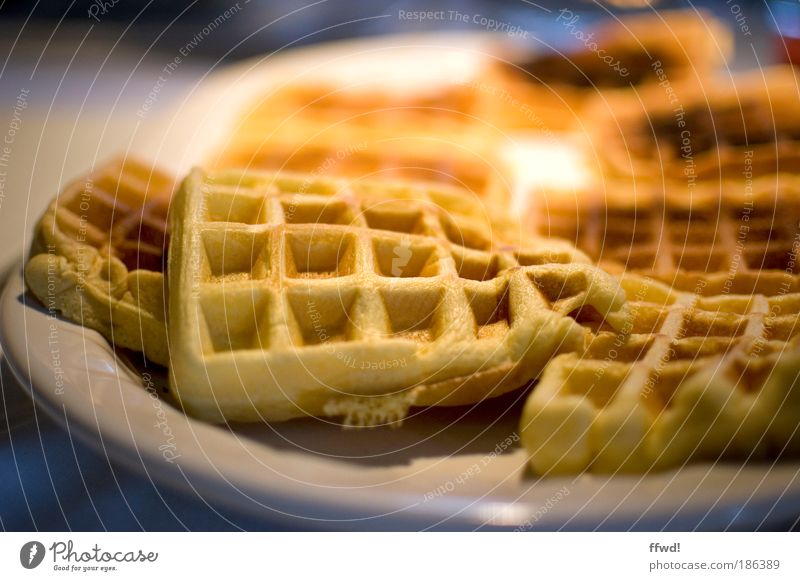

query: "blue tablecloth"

left=0, top=358, right=301, bottom=531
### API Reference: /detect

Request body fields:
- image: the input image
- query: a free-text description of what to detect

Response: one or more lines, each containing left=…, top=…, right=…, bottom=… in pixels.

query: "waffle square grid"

left=168, top=168, right=630, bottom=424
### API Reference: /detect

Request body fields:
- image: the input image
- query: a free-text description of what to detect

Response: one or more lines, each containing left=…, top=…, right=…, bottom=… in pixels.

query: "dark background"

left=0, top=0, right=796, bottom=67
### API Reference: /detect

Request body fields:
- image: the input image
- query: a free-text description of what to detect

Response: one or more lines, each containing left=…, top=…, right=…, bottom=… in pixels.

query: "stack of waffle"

left=521, top=65, right=800, bottom=473
left=23, top=8, right=800, bottom=476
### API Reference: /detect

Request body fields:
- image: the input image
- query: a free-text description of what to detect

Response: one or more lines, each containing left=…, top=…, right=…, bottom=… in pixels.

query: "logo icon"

left=20, top=541, right=45, bottom=569
left=391, top=237, right=413, bottom=277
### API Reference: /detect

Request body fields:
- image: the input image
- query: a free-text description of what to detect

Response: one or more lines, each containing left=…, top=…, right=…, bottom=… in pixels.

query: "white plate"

left=5, top=270, right=800, bottom=530
left=3, top=33, right=800, bottom=530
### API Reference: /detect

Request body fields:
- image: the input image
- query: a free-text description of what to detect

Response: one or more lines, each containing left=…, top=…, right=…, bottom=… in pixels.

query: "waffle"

left=591, top=66, right=800, bottom=180
left=534, top=178, right=800, bottom=296
left=24, top=158, right=173, bottom=365
left=208, top=73, right=523, bottom=223
left=484, top=9, right=732, bottom=131
left=522, top=173, right=800, bottom=473
left=521, top=273, right=800, bottom=474
left=235, top=82, right=481, bottom=128
left=167, top=168, right=630, bottom=424
left=213, top=118, right=503, bottom=202
left=211, top=82, right=509, bottom=211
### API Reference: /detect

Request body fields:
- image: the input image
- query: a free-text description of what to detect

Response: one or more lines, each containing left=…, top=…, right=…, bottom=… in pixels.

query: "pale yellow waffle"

left=522, top=273, right=800, bottom=475
left=24, top=158, right=173, bottom=365
left=483, top=9, right=732, bottom=131
left=591, top=66, right=800, bottom=180
left=167, top=168, right=631, bottom=424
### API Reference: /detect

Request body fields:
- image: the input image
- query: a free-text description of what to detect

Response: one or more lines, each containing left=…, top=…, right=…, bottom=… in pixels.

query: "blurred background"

left=1, top=0, right=797, bottom=63
left=1, top=0, right=796, bottom=76
left=1, top=0, right=798, bottom=273
left=1, top=0, right=799, bottom=531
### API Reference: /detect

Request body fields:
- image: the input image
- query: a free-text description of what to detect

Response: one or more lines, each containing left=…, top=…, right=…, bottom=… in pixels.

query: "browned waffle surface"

left=590, top=66, right=800, bottom=181
left=25, top=158, right=174, bottom=364
left=534, top=180, right=800, bottom=297
left=209, top=78, right=516, bottom=218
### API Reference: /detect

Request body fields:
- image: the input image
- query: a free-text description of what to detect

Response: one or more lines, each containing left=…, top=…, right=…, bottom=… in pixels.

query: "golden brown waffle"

left=25, top=158, right=173, bottom=365
left=210, top=78, right=518, bottom=219
left=533, top=178, right=800, bottom=296
left=591, top=66, right=800, bottom=180
left=484, top=9, right=732, bottom=131
left=167, top=168, right=630, bottom=424
left=238, top=82, right=482, bottom=127
left=521, top=273, right=800, bottom=474
left=213, top=118, right=502, bottom=200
